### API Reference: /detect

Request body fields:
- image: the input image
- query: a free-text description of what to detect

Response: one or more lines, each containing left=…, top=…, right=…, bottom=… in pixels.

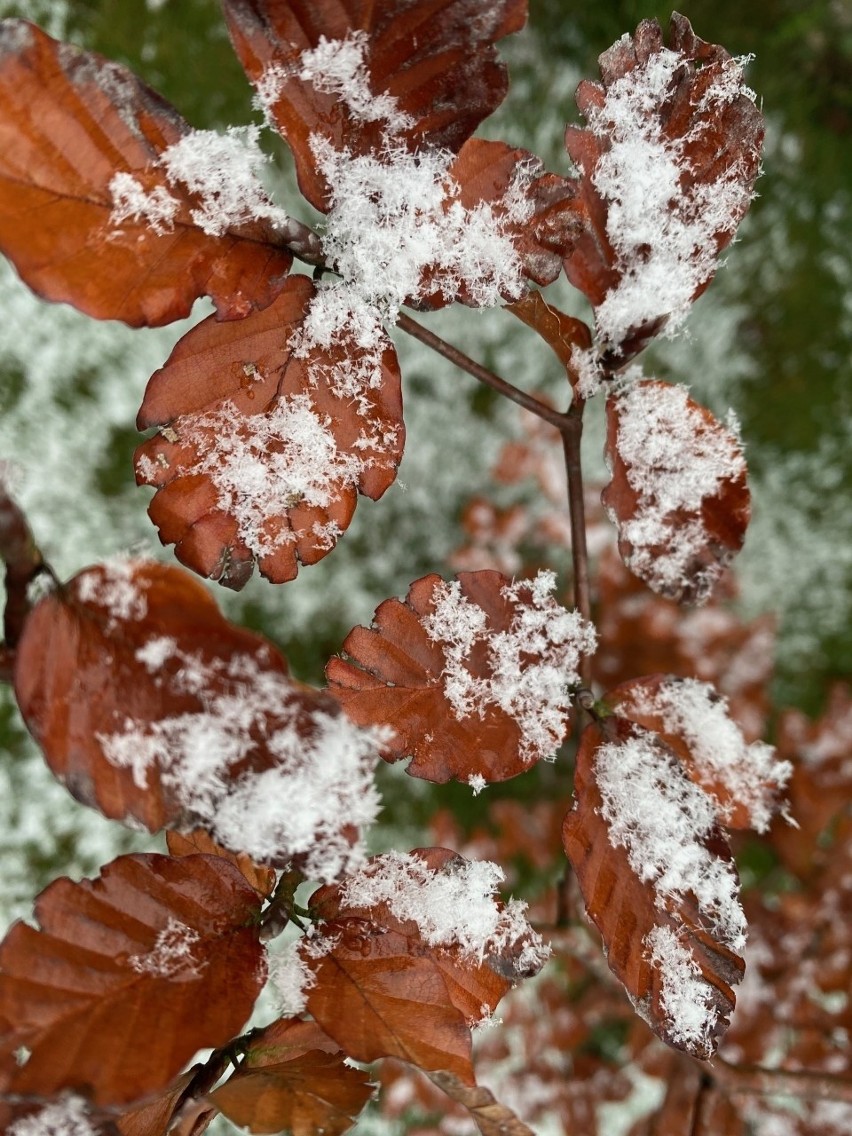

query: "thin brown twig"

left=709, top=1055, right=852, bottom=1105
left=560, top=396, right=592, bottom=672
left=396, top=310, right=569, bottom=430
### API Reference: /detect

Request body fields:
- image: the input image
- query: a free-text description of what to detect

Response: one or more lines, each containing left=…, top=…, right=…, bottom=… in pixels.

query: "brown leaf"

left=135, top=274, right=404, bottom=588
left=506, top=291, right=592, bottom=380
left=211, top=1018, right=373, bottom=1135
left=166, top=830, right=277, bottom=900
left=562, top=717, right=745, bottom=1059
left=563, top=14, right=764, bottom=359
left=602, top=380, right=750, bottom=604
left=13, top=558, right=379, bottom=874
left=222, top=0, right=527, bottom=211
left=0, top=853, right=266, bottom=1106
left=326, top=570, right=595, bottom=784
left=0, top=20, right=293, bottom=327
left=603, top=674, right=789, bottom=832
left=114, top=1070, right=215, bottom=1136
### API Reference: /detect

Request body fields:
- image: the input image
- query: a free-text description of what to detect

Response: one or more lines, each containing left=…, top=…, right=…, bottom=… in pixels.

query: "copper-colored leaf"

left=136, top=274, right=404, bottom=587
left=0, top=853, right=266, bottom=1106
left=13, top=558, right=380, bottom=875
left=327, top=570, right=595, bottom=784
left=304, top=848, right=547, bottom=1081
left=211, top=1018, right=373, bottom=1135
left=223, top=0, right=527, bottom=211
left=114, top=1070, right=216, bottom=1136
left=562, top=717, right=745, bottom=1059
left=506, top=290, right=593, bottom=380
left=604, top=674, right=790, bottom=832
left=563, top=14, right=764, bottom=359
left=0, top=20, right=294, bottom=327
left=602, top=379, right=750, bottom=604
left=166, top=830, right=277, bottom=900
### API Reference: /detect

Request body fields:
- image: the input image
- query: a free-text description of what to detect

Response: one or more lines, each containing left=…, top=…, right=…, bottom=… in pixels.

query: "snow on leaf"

left=136, top=274, right=404, bottom=588
left=327, top=569, right=596, bottom=784
left=13, top=559, right=383, bottom=877
left=563, top=716, right=745, bottom=1059
left=0, top=20, right=294, bottom=326
left=602, top=379, right=750, bottom=604
left=222, top=0, right=527, bottom=211
left=607, top=674, right=791, bottom=831
left=564, top=14, right=764, bottom=359
left=0, top=853, right=266, bottom=1106
left=211, top=1018, right=374, bottom=1136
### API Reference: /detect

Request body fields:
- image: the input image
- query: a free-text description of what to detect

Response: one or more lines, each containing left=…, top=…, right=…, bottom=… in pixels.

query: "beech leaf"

left=326, top=569, right=596, bottom=784
left=602, top=379, right=750, bottom=604
left=13, top=558, right=381, bottom=875
left=506, top=290, right=593, bottom=381
left=0, top=20, right=294, bottom=327
left=563, top=13, right=764, bottom=358
left=223, top=0, right=527, bottom=211
left=211, top=1018, right=373, bottom=1135
left=0, top=853, right=266, bottom=1106
left=166, top=829, right=277, bottom=900
left=136, top=274, right=404, bottom=587
left=562, top=716, right=745, bottom=1058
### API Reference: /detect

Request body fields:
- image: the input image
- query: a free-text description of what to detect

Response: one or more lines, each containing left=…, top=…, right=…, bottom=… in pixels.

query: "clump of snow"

left=108, top=172, right=180, bottom=235
left=270, top=938, right=318, bottom=1016
left=158, top=125, right=291, bottom=237
left=75, top=557, right=150, bottom=625
left=468, top=773, right=487, bottom=795
left=644, top=924, right=721, bottom=1051
left=341, top=850, right=550, bottom=977
left=298, top=31, right=415, bottom=129
left=135, top=635, right=177, bottom=672
left=423, top=570, right=597, bottom=764
left=128, top=916, right=203, bottom=979
left=608, top=380, right=746, bottom=601
left=586, top=48, right=758, bottom=347
left=314, top=135, right=531, bottom=322
left=97, top=646, right=385, bottom=881
left=8, top=1095, right=98, bottom=1136
left=595, top=726, right=746, bottom=950
left=624, top=677, right=791, bottom=831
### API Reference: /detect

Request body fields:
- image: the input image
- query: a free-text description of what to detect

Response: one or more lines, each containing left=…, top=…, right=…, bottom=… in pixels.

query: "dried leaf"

left=602, top=380, right=750, bottom=604
left=562, top=717, right=745, bottom=1058
left=13, top=558, right=379, bottom=875
left=136, top=274, right=404, bottom=588
left=563, top=14, right=763, bottom=358
left=603, top=674, right=789, bottom=832
left=327, top=570, right=595, bottom=784
left=0, top=20, right=293, bottom=326
left=506, top=291, right=592, bottom=380
left=222, top=0, right=526, bottom=211
left=166, top=830, right=277, bottom=900
left=0, top=853, right=266, bottom=1106
left=211, top=1018, right=373, bottom=1135
left=114, top=1070, right=214, bottom=1136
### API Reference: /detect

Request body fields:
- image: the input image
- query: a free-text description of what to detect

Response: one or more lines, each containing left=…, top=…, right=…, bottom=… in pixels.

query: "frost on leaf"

left=602, top=379, right=750, bottom=604
left=327, top=569, right=596, bottom=784
left=562, top=716, right=745, bottom=1059
left=607, top=674, right=791, bottom=831
left=211, top=1018, right=374, bottom=1136
left=564, top=13, right=764, bottom=359
left=0, top=20, right=294, bottom=326
left=302, top=848, right=546, bottom=1082
left=13, top=559, right=383, bottom=877
left=0, top=853, right=266, bottom=1105
left=136, top=274, right=404, bottom=588
left=223, top=0, right=526, bottom=211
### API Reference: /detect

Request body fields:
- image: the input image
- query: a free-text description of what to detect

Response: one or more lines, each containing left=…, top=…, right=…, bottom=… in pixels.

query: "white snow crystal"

left=75, top=556, right=149, bottom=624
left=341, top=850, right=550, bottom=976
left=108, top=171, right=179, bottom=235
left=587, top=48, right=758, bottom=347
left=97, top=646, right=384, bottom=881
left=595, top=727, right=746, bottom=951
left=270, top=938, right=318, bottom=1016
left=298, top=31, right=414, bottom=130
left=423, top=570, right=597, bottom=764
left=623, top=677, right=790, bottom=831
left=609, top=380, right=746, bottom=601
left=8, top=1095, right=98, bottom=1136
left=644, top=924, right=721, bottom=1050
left=128, top=916, right=203, bottom=979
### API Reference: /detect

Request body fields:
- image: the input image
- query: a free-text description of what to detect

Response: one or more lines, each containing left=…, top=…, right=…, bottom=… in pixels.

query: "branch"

left=710, top=1056, right=852, bottom=1105
left=425, top=1070, right=536, bottom=1136
left=560, top=397, right=592, bottom=671
left=396, top=311, right=568, bottom=430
